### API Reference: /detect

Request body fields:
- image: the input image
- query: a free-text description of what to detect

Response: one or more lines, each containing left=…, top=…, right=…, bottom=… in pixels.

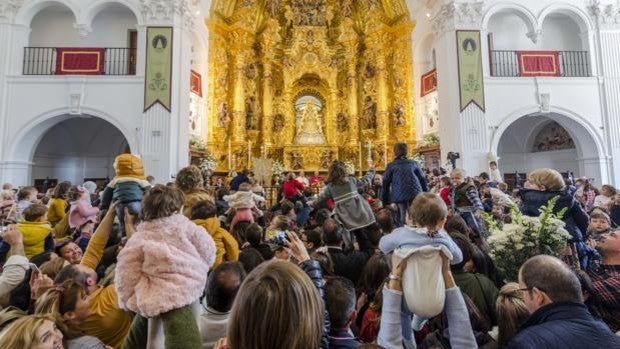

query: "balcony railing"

left=490, top=50, right=590, bottom=77
left=23, top=47, right=137, bottom=75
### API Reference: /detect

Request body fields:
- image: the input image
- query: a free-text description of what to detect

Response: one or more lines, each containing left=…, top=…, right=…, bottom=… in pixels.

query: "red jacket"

left=283, top=179, right=304, bottom=199
left=440, top=187, right=451, bottom=207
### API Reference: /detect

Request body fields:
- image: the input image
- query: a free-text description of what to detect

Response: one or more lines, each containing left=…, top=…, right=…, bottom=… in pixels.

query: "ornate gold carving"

left=206, top=0, right=416, bottom=172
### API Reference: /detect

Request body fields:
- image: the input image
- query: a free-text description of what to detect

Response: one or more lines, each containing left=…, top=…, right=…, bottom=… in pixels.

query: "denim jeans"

left=116, top=201, right=141, bottom=237
left=396, top=201, right=413, bottom=227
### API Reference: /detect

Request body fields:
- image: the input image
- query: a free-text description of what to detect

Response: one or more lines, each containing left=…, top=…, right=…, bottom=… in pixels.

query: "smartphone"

left=274, top=230, right=289, bottom=246
left=28, top=263, right=41, bottom=274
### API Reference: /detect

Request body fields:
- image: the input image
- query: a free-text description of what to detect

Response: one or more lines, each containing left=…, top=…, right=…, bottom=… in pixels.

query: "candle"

left=261, top=145, right=266, bottom=158
left=366, top=141, right=373, bottom=163
left=358, top=141, right=363, bottom=176
left=228, top=139, right=232, bottom=171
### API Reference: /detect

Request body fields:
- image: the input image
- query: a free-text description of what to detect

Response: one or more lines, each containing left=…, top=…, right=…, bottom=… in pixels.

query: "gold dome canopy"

left=205, top=0, right=416, bottom=172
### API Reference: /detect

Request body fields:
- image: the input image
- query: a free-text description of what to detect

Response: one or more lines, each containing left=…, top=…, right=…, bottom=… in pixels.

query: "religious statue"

left=336, top=112, right=348, bottom=132
left=244, top=63, right=257, bottom=80
left=363, top=96, right=377, bottom=129
left=291, top=151, right=304, bottom=170
left=217, top=102, right=230, bottom=128
left=245, top=95, right=260, bottom=130
left=342, top=0, right=353, bottom=17
left=320, top=150, right=333, bottom=169
left=292, top=0, right=327, bottom=26
left=393, top=103, right=406, bottom=127
left=295, top=100, right=326, bottom=144
left=266, top=0, right=280, bottom=18
left=273, top=113, right=285, bottom=132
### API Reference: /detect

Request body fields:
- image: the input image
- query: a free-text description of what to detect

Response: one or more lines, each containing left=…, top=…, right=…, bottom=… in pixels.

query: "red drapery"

left=421, top=69, right=437, bottom=97
left=517, top=51, right=561, bottom=77
left=55, top=48, right=105, bottom=75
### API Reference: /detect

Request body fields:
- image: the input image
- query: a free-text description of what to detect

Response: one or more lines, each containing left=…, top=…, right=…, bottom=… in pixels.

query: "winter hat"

left=113, top=154, right=145, bottom=179
left=82, top=181, right=97, bottom=195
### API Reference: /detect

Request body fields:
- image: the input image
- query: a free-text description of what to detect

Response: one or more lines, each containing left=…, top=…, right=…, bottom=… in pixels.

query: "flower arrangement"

left=189, top=137, right=206, bottom=152
left=343, top=160, right=355, bottom=175
left=420, top=133, right=439, bottom=148
left=482, top=196, right=571, bottom=282
left=198, top=153, right=217, bottom=172
left=272, top=160, right=286, bottom=175
left=411, top=153, right=426, bottom=169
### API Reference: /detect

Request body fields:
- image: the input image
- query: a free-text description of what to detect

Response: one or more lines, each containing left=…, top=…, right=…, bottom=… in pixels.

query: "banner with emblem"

left=144, top=27, right=173, bottom=112
left=456, top=30, right=485, bottom=112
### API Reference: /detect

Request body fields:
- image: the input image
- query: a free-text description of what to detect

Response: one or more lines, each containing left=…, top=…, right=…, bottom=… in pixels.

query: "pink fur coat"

left=115, top=214, right=216, bottom=317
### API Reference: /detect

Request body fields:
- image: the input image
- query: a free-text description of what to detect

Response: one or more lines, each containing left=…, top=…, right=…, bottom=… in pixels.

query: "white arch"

left=83, top=0, right=143, bottom=27
left=490, top=106, right=607, bottom=161
left=537, top=3, right=592, bottom=33
left=8, top=107, right=138, bottom=163
left=14, top=0, right=80, bottom=27
left=414, top=32, right=436, bottom=68
left=482, top=2, right=539, bottom=34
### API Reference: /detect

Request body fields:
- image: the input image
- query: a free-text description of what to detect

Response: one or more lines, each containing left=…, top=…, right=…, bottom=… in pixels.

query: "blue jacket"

left=509, top=302, right=620, bottom=349
left=382, top=157, right=428, bottom=205
left=229, top=173, right=249, bottom=191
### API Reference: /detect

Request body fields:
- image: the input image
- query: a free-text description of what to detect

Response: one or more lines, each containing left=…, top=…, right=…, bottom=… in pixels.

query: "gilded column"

left=230, top=31, right=250, bottom=143
left=376, top=48, right=389, bottom=141
left=347, top=60, right=359, bottom=145
left=261, top=60, right=273, bottom=146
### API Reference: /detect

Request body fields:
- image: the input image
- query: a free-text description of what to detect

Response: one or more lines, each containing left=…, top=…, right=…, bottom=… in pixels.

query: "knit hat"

left=82, top=181, right=97, bottom=194
left=113, top=154, right=145, bottom=179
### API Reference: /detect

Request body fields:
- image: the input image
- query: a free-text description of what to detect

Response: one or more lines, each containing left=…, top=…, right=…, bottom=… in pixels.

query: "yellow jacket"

left=47, top=198, right=67, bottom=225
left=183, top=190, right=214, bottom=218
left=79, top=225, right=133, bottom=348
left=193, top=218, right=239, bottom=268
left=17, top=221, right=52, bottom=259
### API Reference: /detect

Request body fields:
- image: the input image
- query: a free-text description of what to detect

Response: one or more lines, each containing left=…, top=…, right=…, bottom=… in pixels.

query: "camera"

left=274, top=230, right=289, bottom=247
left=447, top=152, right=460, bottom=169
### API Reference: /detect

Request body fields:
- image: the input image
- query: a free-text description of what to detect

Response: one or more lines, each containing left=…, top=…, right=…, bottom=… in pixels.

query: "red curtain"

left=517, top=51, right=561, bottom=77
left=55, top=48, right=105, bottom=75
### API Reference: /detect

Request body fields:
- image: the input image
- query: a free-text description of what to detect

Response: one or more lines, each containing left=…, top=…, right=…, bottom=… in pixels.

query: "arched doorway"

left=31, top=117, right=129, bottom=186
left=497, top=112, right=604, bottom=182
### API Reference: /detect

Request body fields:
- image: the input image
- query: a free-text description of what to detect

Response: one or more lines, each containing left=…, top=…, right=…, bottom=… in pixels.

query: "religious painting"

left=421, top=69, right=437, bottom=97
left=190, top=70, right=202, bottom=97
left=532, top=122, right=576, bottom=152
left=422, top=91, right=438, bottom=135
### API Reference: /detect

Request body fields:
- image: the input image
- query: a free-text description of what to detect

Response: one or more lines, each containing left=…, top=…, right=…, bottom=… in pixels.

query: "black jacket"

left=327, top=229, right=374, bottom=285
left=509, top=302, right=620, bottom=349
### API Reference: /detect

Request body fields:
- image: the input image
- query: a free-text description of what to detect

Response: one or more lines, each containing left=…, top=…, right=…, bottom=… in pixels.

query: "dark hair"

left=51, top=182, right=71, bottom=199
left=280, top=199, right=295, bottom=216
left=238, top=248, right=264, bottom=274
left=450, top=233, right=474, bottom=271
left=245, top=223, right=263, bottom=247
left=191, top=200, right=217, bottom=220
left=358, top=253, right=389, bottom=299
left=216, top=187, right=229, bottom=201
left=29, top=252, right=55, bottom=267
left=471, top=245, right=504, bottom=288
left=313, top=209, right=332, bottom=226
left=66, top=186, right=83, bottom=203
left=311, top=250, right=334, bottom=276
left=376, top=207, right=396, bottom=233
left=231, top=221, right=252, bottom=244
left=479, top=172, right=490, bottom=181
left=175, top=166, right=203, bottom=193
left=445, top=215, right=474, bottom=240
left=520, top=255, right=582, bottom=303
left=326, top=161, right=348, bottom=185
left=302, top=229, right=322, bottom=249
left=140, top=185, right=184, bottom=221
left=325, top=276, right=356, bottom=329
left=394, top=142, right=408, bottom=158
left=490, top=161, right=497, bottom=167
left=575, top=270, right=602, bottom=319
left=22, top=204, right=47, bottom=222
left=17, top=187, right=37, bottom=201
left=322, top=218, right=342, bottom=245
left=206, top=262, right=246, bottom=313
left=54, top=265, right=88, bottom=285
left=366, top=224, right=382, bottom=248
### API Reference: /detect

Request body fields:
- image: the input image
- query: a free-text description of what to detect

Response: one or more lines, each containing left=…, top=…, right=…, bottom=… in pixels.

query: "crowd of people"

left=0, top=143, right=618, bottom=348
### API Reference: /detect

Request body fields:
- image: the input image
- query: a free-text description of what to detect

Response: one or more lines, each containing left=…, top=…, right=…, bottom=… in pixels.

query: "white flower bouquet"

left=199, top=153, right=217, bottom=172
left=272, top=160, right=286, bottom=175
left=482, top=196, right=571, bottom=281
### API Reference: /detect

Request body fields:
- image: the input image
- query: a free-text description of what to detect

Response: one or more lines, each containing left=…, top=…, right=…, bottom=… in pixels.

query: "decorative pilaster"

left=347, top=60, right=359, bottom=145
left=231, top=49, right=246, bottom=143
left=375, top=48, right=389, bottom=141
left=261, top=60, right=273, bottom=146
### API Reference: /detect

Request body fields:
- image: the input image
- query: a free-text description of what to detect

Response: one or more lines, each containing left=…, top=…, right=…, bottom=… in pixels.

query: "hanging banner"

left=190, top=70, right=202, bottom=97
left=144, top=27, right=173, bottom=112
left=456, top=30, right=485, bottom=112
left=517, top=51, right=561, bottom=77
left=421, top=69, right=437, bottom=97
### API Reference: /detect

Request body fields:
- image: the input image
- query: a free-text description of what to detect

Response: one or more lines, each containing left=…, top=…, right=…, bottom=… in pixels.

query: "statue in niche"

left=284, top=5, right=295, bottom=29
left=273, top=113, right=285, bottom=132
left=245, top=95, right=260, bottom=130
left=217, top=102, right=230, bottom=128
left=376, top=145, right=386, bottom=167
left=336, top=112, right=348, bottom=132
left=295, top=100, right=326, bottom=144
left=342, top=0, right=353, bottom=18
left=291, top=151, right=304, bottom=170
left=365, top=63, right=376, bottom=79
left=244, top=63, right=257, bottom=80
left=320, top=150, right=333, bottom=169
left=363, top=96, right=377, bottom=129
left=292, top=0, right=326, bottom=26
left=266, top=0, right=280, bottom=18
left=393, top=103, right=406, bottom=127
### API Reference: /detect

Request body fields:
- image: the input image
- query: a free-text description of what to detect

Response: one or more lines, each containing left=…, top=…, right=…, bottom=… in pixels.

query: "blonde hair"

left=527, top=168, right=565, bottom=191
left=40, top=258, right=68, bottom=280
left=0, top=314, right=59, bottom=348
left=228, top=261, right=323, bottom=349
left=175, top=166, right=204, bottom=193
left=450, top=168, right=466, bottom=178
left=496, top=283, right=530, bottom=346
left=408, top=193, right=447, bottom=232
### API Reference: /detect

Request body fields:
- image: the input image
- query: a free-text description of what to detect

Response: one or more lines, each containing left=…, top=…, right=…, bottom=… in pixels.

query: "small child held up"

left=378, top=193, right=462, bottom=344
left=191, top=200, right=239, bottom=269
left=17, top=204, right=54, bottom=260
left=67, top=185, right=99, bottom=231
left=224, top=182, right=265, bottom=230
left=587, top=209, right=611, bottom=240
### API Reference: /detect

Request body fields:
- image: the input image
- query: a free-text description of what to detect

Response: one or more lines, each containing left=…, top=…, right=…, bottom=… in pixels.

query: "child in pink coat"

left=67, top=185, right=99, bottom=230
left=116, top=184, right=216, bottom=348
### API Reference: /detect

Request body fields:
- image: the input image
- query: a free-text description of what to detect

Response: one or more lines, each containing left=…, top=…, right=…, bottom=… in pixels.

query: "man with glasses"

left=588, top=229, right=620, bottom=333
left=509, top=255, right=620, bottom=348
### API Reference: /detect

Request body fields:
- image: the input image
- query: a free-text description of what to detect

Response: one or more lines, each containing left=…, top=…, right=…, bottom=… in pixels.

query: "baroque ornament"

left=0, top=0, right=23, bottom=22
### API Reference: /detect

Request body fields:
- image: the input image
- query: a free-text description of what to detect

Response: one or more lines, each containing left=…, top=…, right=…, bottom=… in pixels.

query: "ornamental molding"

left=73, top=23, right=93, bottom=38
left=0, top=0, right=23, bottom=23
left=140, top=0, right=197, bottom=28
left=431, top=1, right=484, bottom=33
left=588, top=0, right=620, bottom=30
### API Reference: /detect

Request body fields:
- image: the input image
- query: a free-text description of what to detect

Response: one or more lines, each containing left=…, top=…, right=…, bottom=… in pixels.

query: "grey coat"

left=315, top=170, right=376, bottom=231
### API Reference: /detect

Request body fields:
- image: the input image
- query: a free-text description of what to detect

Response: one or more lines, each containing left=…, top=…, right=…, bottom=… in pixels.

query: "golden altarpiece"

left=206, top=0, right=416, bottom=172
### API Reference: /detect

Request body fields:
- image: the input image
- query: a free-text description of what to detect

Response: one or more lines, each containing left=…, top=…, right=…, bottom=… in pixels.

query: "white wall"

left=500, top=149, right=579, bottom=176
left=29, top=5, right=137, bottom=47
